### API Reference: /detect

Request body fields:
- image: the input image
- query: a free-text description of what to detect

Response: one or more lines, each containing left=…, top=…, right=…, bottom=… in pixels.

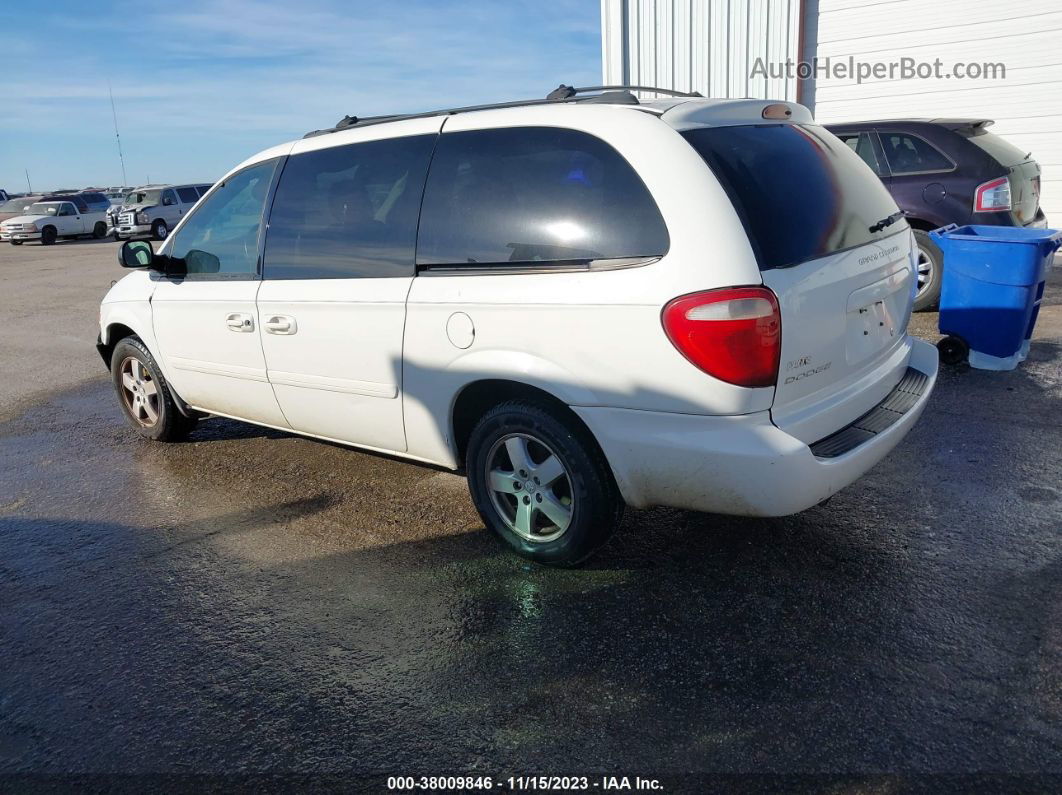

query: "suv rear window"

left=417, top=127, right=668, bottom=268
left=682, top=124, right=904, bottom=270
left=964, top=129, right=1030, bottom=167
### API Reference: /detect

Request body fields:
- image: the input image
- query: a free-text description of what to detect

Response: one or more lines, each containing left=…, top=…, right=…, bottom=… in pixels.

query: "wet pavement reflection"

left=2, top=330, right=1062, bottom=780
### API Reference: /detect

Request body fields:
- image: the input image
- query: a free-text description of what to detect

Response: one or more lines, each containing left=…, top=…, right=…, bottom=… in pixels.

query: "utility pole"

left=25, top=169, right=32, bottom=193
left=108, top=82, right=128, bottom=187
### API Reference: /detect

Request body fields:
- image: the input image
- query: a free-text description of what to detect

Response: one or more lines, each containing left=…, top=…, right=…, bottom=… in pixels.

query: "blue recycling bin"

left=929, top=224, right=1060, bottom=370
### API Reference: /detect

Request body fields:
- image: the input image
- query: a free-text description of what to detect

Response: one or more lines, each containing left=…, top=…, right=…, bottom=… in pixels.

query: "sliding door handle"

left=264, top=315, right=297, bottom=335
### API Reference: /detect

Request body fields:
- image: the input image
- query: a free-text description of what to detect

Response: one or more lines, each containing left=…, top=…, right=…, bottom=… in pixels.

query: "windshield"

left=127, top=189, right=162, bottom=205
left=26, top=203, right=62, bottom=216
left=682, top=124, right=905, bottom=270
left=0, top=199, right=36, bottom=213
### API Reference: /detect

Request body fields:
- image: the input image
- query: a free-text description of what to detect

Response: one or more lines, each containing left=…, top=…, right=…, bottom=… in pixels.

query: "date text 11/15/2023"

left=386, top=775, right=664, bottom=791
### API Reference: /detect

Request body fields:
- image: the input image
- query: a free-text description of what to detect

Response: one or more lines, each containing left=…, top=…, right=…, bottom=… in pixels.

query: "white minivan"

left=97, top=88, right=938, bottom=565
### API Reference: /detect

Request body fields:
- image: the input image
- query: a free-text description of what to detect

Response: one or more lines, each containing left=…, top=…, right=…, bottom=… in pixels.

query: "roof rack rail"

left=303, top=83, right=703, bottom=138
left=546, top=84, right=703, bottom=100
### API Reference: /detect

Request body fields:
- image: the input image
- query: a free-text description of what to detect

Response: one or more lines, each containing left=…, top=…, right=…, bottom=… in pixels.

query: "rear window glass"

left=682, top=124, right=905, bottom=270
left=417, top=127, right=668, bottom=267
left=965, top=130, right=1030, bottom=167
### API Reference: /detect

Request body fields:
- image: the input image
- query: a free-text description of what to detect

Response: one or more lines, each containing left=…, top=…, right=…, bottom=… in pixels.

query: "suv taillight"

left=974, top=176, right=1011, bottom=212
left=662, top=287, right=781, bottom=388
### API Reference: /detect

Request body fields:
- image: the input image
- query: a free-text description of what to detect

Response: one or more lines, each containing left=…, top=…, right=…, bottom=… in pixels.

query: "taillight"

left=974, top=176, right=1011, bottom=212
left=661, top=287, right=781, bottom=388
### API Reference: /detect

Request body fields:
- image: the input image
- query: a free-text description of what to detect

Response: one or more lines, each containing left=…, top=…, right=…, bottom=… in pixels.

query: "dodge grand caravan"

left=97, top=87, right=938, bottom=565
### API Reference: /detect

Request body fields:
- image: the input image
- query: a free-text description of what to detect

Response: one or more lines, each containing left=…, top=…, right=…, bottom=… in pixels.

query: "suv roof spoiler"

left=930, top=118, right=994, bottom=131
left=303, top=84, right=704, bottom=138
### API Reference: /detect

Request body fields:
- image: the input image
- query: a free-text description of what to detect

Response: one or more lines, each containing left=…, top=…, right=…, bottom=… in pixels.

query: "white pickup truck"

left=0, top=200, right=110, bottom=245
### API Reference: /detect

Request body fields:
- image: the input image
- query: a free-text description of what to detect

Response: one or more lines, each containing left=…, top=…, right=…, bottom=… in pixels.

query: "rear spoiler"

left=932, top=118, right=994, bottom=132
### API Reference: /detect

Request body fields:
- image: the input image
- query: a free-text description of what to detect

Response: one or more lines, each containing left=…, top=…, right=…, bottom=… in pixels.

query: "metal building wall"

left=600, top=0, right=803, bottom=101
left=809, top=0, right=1062, bottom=221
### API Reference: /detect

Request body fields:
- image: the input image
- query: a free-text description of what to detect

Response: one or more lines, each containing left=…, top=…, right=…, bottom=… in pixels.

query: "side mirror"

left=119, top=239, right=157, bottom=269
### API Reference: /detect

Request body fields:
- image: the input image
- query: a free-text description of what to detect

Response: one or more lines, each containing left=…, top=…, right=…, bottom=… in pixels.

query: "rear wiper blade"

left=869, top=210, right=906, bottom=234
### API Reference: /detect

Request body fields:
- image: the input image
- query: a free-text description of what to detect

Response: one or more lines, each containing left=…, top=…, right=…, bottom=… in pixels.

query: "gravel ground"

left=1, top=238, right=1061, bottom=789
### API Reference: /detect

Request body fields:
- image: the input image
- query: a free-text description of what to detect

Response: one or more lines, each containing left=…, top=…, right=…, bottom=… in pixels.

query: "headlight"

left=136, top=212, right=150, bottom=224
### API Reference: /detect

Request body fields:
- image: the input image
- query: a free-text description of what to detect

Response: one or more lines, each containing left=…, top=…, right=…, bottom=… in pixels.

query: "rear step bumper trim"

left=809, top=367, right=930, bottom=459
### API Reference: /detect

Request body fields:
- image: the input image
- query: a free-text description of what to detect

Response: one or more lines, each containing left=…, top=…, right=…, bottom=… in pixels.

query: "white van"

left=113, top=183, right=213, bottom=241
left=97, top=87, right=937, bottom=565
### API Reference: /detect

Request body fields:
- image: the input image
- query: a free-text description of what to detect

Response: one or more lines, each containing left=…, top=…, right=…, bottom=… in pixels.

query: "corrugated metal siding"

left=810, top=0, right=1062, bottom=219
left=600, top=0, right=802, bottom=101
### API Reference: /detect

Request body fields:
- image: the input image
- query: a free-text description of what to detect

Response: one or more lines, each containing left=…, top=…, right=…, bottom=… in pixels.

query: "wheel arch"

left=905, top=216, right=940, bottom=233
left=97, top=321, right=138, bottom=367
left=450, top=378, right=609, bottom=471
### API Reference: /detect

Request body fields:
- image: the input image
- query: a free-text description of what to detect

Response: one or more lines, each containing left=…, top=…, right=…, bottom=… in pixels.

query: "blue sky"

left=0, top=0, right=602, bottom=193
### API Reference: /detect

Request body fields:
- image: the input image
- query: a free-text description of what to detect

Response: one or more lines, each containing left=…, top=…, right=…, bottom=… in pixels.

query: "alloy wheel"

left=119, top=356, right=160, bottom=427
left=916, top=246, right=934, bottom=297
left=485, top=433, right=574, bottom=543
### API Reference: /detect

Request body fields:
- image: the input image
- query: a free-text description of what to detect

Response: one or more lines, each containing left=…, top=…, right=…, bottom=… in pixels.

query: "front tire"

left=466, top=400, right=623, bottom=566
left=913, top=230, right=943, bottom=312
left=111, top=337, right=197, bottom=442
left=40, top=226, right=57, bottom=246
left=151, top=219, right=169, bottom=241
left=10, top=240, right=22, bottom=246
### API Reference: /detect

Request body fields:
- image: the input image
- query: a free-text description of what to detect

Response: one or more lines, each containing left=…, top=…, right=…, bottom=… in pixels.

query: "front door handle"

left=264, top=315, right=297, bottom=335
left=226, top=312, right=254, bottom=332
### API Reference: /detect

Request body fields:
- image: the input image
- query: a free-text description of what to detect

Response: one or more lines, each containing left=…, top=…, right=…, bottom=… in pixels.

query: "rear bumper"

left=576, top=337, right=938, bottom=516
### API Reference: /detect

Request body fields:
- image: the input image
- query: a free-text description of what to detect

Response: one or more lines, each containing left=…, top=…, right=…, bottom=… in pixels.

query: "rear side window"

left=964, top=130, right=1030, bottom=167
left=879, top=132, right=953, bottom=174
left=682, top=124, right=904, bottom=271
left=417, top=127, right=668, bottom=268
left=264, top=134, right=435, bottom=279
left=176, top=187, right=199, bottom=203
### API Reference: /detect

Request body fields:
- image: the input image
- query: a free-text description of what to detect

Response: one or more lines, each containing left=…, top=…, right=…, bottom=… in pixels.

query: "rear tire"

left=110, top=337, right=198, bottom=442
left=466, top=400, right=623, bottom=566
left=10, top=240, right=22, bottom=246
left=913, top=230, right=943, bottom=312
left=40, top=226, right=57, bottom=246
left=92, top=221, right=108, bottom=239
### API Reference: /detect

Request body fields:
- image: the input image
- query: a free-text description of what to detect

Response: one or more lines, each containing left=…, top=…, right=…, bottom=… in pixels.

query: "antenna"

left=108, top=82, right=128, bottom=187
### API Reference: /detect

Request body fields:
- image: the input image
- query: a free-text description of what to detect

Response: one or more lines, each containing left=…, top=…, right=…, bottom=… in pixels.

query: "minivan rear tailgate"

left=762, top=228, right=916, bottom=444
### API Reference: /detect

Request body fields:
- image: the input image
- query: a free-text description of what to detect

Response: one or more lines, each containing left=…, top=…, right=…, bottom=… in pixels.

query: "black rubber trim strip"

left=809, top=367, right=929, bottom=459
